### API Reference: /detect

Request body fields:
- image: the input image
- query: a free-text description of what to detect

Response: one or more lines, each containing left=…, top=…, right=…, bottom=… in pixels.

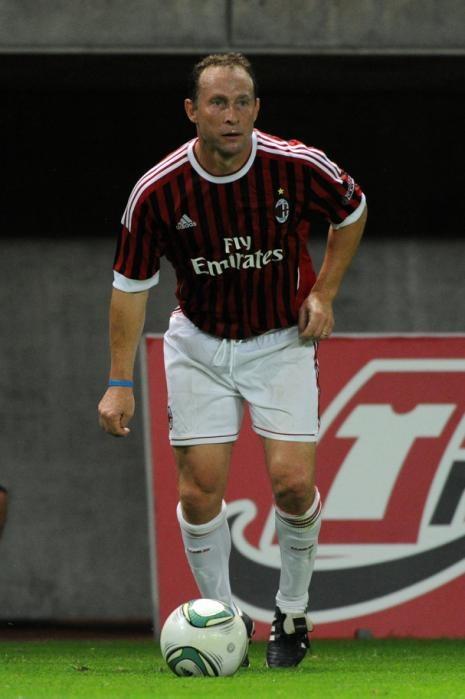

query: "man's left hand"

left=298, top=291, right=334, bottom=340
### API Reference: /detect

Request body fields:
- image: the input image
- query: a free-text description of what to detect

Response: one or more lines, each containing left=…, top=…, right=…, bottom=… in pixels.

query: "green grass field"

left=1, top=639, right=464, bottom=699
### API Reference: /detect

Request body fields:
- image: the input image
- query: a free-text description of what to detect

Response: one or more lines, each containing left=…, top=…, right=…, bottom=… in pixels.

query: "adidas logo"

left=176, top=214, right=197, bottom=230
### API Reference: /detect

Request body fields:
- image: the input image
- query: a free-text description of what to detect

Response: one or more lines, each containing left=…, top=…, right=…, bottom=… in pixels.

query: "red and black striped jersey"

left=113, top=129, right=365, bottom=339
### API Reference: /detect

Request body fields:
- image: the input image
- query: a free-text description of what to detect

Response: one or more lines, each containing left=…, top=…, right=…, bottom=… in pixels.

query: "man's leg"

left=263, top=438, right=321, bottom=667
left=174, top=442, right=235, bottom=606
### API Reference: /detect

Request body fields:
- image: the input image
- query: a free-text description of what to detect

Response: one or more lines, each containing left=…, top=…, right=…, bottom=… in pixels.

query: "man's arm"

left=98, top=288, right=149, bottom=437
left=299, top=204, right=367, bottom=339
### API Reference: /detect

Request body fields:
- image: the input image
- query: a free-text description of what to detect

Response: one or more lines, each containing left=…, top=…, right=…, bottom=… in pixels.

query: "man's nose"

left=224, top=106, right=239, bottom=123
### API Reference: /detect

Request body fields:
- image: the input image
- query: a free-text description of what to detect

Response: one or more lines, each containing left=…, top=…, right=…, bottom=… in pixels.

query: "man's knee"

left=268, top=454, right=315, bottom=513
left=179, top=479, right=223, bottom=522
left=273, top=473, right=314, bottom=511
left=175, top=445, right=230, bottom=523
left=265, top=440, right=316, bottom=513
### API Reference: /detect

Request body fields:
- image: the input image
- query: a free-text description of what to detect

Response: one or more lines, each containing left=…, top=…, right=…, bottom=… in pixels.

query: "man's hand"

left=299, top=203, right=367, bottom=340
left=298, top=291, right=334, bottom=340
left=98, top=387, right=135, bottom=437
left=98, top=288, right=148, bottom=437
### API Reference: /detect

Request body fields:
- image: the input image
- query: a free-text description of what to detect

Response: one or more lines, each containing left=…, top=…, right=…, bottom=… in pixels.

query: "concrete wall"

left=232, top=0, right=465, bottom=52
left=0, top=0, right=226, bottom=51
left=1, top=235, right=464, bottom=621
left=0, top=0, right=464, bottom=52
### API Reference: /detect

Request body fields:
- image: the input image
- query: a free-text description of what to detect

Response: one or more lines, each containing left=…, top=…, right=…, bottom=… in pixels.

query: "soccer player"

left=98, top=53, right=367, bottom=668
left=0, top=485, right=8, bottom=539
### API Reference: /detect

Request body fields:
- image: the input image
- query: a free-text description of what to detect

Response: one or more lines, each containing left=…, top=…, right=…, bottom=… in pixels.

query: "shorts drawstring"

left=229, top=344, right=235, bottom=376
left=212, top=338, right=236, bottom=377
left=212, top=338, right=228, bottom=366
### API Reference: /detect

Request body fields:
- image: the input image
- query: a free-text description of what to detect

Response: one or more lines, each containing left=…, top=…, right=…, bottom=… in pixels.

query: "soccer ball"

left=160, top=598, right=248, bottom=676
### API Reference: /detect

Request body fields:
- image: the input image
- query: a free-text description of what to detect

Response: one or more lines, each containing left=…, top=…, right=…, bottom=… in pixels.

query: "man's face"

left=185, top=65, right=260, bottom=162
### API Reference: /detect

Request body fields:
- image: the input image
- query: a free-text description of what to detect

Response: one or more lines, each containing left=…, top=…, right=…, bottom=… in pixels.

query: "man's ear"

left=254, top=97, right=260, bottom=123
left=184, top=98, right=197, bottom=124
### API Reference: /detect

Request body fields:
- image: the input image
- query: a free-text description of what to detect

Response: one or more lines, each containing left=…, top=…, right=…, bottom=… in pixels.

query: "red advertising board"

left=142, top=335, right=465, bottom=639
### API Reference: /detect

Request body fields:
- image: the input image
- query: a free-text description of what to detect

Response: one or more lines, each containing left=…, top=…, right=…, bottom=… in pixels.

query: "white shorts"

left=163, top=311, right=320, bottom=446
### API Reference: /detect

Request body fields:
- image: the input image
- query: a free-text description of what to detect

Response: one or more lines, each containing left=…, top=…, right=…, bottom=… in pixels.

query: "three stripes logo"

left=176, top=214, right=197, bottom=230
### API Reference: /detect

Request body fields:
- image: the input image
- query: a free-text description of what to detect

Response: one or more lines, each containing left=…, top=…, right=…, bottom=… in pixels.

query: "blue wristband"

left=108, top=379, right=134, bottom=388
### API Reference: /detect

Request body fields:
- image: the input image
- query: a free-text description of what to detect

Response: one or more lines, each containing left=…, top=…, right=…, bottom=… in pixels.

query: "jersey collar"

left=187, top=131, right=257, bottom=183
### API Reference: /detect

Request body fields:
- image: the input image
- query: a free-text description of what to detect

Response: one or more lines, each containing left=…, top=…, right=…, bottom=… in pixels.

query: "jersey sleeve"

left=112, top=189, right=165, bottom=292
left=297, top=142, right=366, bottom=229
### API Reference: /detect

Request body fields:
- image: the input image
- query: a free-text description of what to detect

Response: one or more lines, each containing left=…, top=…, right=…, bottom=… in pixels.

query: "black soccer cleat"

left=238, top=609, right=255, bottom=668
left=266, top=607, right=313, bottom=668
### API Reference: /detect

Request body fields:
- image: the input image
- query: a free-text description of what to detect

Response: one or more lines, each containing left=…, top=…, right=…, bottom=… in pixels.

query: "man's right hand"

left=98, top=387, right=135, bottom=437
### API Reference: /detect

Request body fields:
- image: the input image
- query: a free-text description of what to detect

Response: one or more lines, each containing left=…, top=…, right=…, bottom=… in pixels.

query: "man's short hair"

left=189, top=53, right=258, bottom=103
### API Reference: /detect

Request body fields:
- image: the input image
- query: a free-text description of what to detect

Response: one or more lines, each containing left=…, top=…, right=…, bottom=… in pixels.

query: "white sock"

left=176, top=500, right=235, bottom=609
left=275, top=488, right=322, bottom=614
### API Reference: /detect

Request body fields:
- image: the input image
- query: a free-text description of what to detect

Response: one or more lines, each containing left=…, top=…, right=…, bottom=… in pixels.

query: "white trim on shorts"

left=168, top=432, right=240, bottom=445
left=252, top=424, right=318, bottom=440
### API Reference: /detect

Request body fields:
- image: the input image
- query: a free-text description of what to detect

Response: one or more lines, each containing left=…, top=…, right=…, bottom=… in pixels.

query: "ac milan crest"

left=275, top=198, right=289, bottom=224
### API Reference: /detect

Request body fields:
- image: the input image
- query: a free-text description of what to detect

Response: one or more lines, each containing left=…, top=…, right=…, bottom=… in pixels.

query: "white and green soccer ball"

left=160, top=598, right=248, bottom=677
